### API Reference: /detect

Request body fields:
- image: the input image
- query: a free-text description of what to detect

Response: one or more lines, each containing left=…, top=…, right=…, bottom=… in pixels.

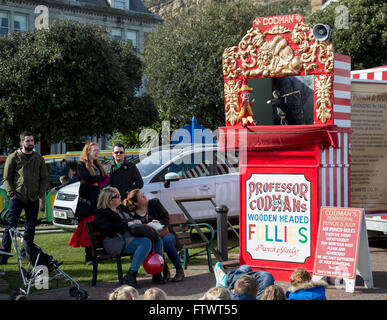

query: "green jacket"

left=2, top=149, right=48, bottom=203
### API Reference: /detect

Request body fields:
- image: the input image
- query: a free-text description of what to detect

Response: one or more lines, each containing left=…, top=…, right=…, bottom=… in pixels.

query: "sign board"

left=313, top=207, right=362, bottom=278
left=313, top=207, right=374, bottom=292
left=246, top=173, right=311, bottom=264
left=351, top=81, right=387, bottom=211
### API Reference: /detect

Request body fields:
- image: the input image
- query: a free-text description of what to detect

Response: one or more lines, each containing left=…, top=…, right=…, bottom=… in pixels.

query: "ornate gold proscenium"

left=315, top=75, right=333, bottom=124
left=222, top=23, right=334, bottom=79
left=224, top=80, right=240, bottom=125
left=223, top=14, right=335, bottom=126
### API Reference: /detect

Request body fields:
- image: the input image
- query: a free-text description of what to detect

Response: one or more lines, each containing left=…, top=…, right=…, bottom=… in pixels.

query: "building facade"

left=0, top=0, right=161, bottom=154
left=0, top=0, right=161, bottom=51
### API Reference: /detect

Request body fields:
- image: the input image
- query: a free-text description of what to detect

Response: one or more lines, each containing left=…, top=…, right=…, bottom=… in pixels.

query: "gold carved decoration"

left=315, top=75, right=332, bottom=124
left=223, top=19, right=336, bottom=126
left=224, top=80, right=240, bottom=125
left=222, top=23, right=334, bottom=79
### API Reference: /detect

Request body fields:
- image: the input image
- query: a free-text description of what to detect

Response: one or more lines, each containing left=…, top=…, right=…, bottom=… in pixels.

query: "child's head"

left=59, top=175, right=67, bottom=184
left=233, top=275, right=258, bottom=298
left=143, top=287, right=168, bottom=300
left=290, top=267, right=312, bottom=287
left=203, top=287, right=231, bottom=300
left=109, top=285, right=139, bottom=300
left=261, top=285, right=287, bottom=300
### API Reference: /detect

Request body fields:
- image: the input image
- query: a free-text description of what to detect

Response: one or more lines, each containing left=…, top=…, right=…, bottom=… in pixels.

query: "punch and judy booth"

left=219, top=14, right=352, bottom=281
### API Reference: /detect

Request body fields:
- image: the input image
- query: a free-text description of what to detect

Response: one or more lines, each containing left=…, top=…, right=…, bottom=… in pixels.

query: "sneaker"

left=214, top=262, right=227, bottom=288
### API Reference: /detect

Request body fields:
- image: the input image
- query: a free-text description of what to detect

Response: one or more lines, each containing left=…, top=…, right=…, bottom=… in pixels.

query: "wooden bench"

left=169, top=213, right=215, bottom=272
left=86, top=221, right=130, bottom=286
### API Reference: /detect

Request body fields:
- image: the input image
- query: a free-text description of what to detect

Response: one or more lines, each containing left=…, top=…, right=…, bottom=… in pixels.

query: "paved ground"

left=1, top=238, right=386, bottom=300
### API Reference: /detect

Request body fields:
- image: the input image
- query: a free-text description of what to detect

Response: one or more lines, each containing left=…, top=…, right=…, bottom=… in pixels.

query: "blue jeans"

left=123, top=237, right=163, bottom=272
left=162, top=233, right=182, bottom=270
left=226, top=265, right=274, bottom=300
left=1, top=198, right=39, bottom=252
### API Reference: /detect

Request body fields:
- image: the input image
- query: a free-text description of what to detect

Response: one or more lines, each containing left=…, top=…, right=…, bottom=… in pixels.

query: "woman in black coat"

left=94, top=187, right=164, bottom=289
left=123, top=189, right=185, bottom=282
left=68, top=142, right=109, bottom=264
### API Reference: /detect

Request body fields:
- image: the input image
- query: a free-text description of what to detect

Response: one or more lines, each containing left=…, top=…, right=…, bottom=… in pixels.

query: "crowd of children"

left=107, top=264, right=327, bottom=300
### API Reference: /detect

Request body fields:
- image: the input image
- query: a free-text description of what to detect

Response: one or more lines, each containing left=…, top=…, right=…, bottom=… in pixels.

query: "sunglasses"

left=114, top=151, right=124, bottom=155
left=111, top=194, right=121, bottom=200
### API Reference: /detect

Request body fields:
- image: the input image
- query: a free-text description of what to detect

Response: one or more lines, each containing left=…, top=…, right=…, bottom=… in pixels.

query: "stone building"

left=0, top=0, right=161, bottom=153
left=0, top=0, right=161, bottom=52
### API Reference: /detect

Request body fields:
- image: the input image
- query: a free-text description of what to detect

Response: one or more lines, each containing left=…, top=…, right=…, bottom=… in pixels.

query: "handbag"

left=128, top=223, right=159, bottom=242
left=75, top=197, right=96, bottom=218
left=75, top=183, right=99, bottom=218
left=158, top=226, right=170, bottom=237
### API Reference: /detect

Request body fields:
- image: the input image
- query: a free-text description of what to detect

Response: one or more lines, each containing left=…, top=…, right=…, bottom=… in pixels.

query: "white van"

left=52, top=144, right=239, bottom=231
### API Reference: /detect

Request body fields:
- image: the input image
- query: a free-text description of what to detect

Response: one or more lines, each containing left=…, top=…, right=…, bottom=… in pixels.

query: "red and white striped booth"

left=351, top=66, right=387, bottom=81
left=219, top=14, right=354, bottom=280
left=320, top=54, right=351, bottom=208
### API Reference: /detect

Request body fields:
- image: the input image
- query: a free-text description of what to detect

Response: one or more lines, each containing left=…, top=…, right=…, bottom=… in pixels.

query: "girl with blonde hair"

left=142, top=287, right=168, bottom=300
left=109, top=285, right=139, bottom=300
left=202, top=287, right=231, bottom=300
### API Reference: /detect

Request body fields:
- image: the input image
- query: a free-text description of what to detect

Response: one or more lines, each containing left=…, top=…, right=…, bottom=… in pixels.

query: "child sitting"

left=232, top=275, right=258, bottom=300
left=109, top=285, right=139, bottom=300
left=143, top=287, right=168, bottom=300
left=286, top=267, right=327, bottom=300
left=202, top=286, right=231, bottom=300
left=261, top=284, right=287, bottom=300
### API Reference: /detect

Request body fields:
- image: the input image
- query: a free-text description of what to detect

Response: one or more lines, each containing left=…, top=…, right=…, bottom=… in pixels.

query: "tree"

left=143, top=0, right=311, bottom=131
left=307, top=0, right=386, bottom=70
left=0, top=20, right=157, bottom=153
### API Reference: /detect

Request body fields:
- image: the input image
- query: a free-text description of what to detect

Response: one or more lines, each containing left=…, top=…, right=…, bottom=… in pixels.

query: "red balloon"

left=143, top=252, right=164, bottom=274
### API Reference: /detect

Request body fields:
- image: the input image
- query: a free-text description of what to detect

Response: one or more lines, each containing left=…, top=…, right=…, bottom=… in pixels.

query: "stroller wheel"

left=69, top=286, right=78, bottom=297
left=75, top=289, right=88, bottom=300
left=10, top=289, right=27, bottom=300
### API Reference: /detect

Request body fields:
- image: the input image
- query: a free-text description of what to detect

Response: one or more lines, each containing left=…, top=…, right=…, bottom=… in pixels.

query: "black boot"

left=172, top=268, right=185, bottom=282
left=163, top=262, right=171, bottom=282
left=124, top=270, right=139, bottom=289
left=152, top=273, right=167, bottom=284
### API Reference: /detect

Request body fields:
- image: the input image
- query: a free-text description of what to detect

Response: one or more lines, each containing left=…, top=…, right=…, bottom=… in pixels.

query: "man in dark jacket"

left=1, top=131, right=48, bottom=264
left=108, top=143, right=143, bottom=200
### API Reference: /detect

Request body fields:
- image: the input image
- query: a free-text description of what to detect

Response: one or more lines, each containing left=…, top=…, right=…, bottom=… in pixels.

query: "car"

left=52, top=144, right=239, bottom=231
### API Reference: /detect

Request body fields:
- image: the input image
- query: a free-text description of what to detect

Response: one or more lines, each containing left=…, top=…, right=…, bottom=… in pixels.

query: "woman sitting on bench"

left=94, top=187, right=164, bottom=289
left=122, top=189, right=185, bottom=282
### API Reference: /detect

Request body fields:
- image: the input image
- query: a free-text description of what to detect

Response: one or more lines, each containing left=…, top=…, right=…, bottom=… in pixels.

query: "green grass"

left=0, top=229, right=240, bottom=295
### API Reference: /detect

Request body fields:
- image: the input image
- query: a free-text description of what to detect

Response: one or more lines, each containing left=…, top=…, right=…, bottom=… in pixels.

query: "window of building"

left=126, top=30, right=137, bottom=48
left=0, top=12, right=9, bottom=36
left=112, top=28, right=122, bottom=40
left=113, top=0, right=126, bottom=10
left=14, top=14, right=28, bottom=32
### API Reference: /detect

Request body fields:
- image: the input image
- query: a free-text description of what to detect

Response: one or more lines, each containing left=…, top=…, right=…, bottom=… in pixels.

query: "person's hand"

left=128, top=219, right=142, bottom=226
left=50, top=187, right=56, bottom=193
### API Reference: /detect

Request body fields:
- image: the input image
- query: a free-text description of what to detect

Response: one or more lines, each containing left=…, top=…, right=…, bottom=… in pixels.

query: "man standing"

left=108, top=143, right=143, bottom=200
left=0, top=131, right=48, bottom=264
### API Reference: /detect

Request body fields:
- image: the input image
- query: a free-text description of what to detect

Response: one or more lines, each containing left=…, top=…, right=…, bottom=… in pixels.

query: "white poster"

left=245, top=173, right=311, bottom=263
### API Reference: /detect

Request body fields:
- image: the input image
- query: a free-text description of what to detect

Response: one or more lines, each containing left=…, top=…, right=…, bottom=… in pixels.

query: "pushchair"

left=0, top=208, right=88, bottom=300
